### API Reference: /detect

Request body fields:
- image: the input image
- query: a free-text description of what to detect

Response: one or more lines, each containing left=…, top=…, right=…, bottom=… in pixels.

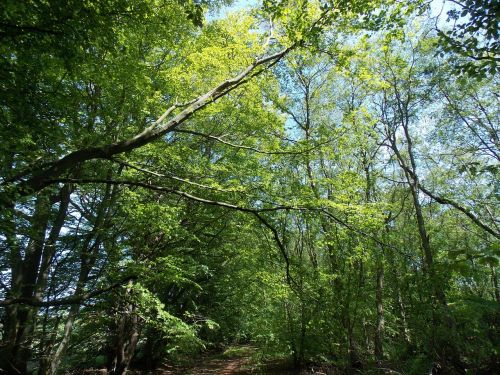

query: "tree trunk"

left=1, top=194, right=51, bottom=374
left=48, top=303, right=80, bottom=375
left=347, top=323, right=362, bottom=370
left=492, top=265, right=500, bottom=302
left=45, top=184, right=115, bottom=374
left=383, top=89, right=464, bottom=372
left=386, top=116, right=446, bottom=306
left=374, top=255, right=384, bottom=363
left=110, top=313, right=140, bottom=375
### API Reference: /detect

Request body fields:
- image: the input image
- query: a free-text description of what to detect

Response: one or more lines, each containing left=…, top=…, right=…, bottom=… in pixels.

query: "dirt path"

left=158, top=353, right=252, bottom=375
left=182, top=356, right=250, bottom=374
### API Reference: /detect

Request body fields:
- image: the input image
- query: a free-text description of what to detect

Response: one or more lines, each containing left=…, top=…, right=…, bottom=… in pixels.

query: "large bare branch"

left=1, top=46, right=293, bottom=203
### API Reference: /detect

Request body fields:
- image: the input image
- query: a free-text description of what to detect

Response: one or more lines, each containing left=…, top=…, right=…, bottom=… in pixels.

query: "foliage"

left=0, top=1, right=498, bottom=375
left=437, top=0, right=499, bottom=77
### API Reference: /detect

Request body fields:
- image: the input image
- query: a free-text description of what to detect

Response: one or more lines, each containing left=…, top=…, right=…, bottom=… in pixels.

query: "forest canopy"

left=0, top=0, right=498, bottom=374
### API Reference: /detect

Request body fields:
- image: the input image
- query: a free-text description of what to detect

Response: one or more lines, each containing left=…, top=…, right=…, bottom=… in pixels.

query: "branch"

left=253, top=212, right=298, bottom=288
left=0, top=275, right=136, bottom=307
left=174, top=129, right=330, bottom=155
left=111, top=158, right=242, bottom=193
left=47, top=178, right=304, bottom=288
left=2, top=6, right=338, bottom=204
left=3, top=46, right=294, bottom=201
left=46, top=178, right=298, bottom=214
left=48, top=177, right=411, bottom=249
left=0, top=22, right=64, bottom=37
left=418, top=184, right=500, bottom=239
left=394, top=157, right=499, bottom=239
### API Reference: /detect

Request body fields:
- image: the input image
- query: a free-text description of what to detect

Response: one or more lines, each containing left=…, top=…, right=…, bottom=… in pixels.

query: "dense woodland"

left=0, top=0, right=498, bottom=374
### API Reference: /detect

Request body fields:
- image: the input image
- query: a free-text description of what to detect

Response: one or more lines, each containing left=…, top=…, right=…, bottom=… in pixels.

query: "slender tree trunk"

left=383, top=89, right=464, bottom=372
left=285, top=300, right=299, bottom=367
left=48, top=302, right=80, bottom=375
left=48, top=246, right=99, bottom=375
left=37, top=315, right=61, bottom=375
left=395, top=257, right=412, bottom=347
left=347, top=322, right=361, bottom=370
left=386, top=116, right=446, bottom=306
left=35, top=185, right=72, bottom=300
left=374, top=255, right=384, bottom=363
left=362, top=152, right=386, bottom=364
left=492, top=265, right=500, bottom=302
left=1, top=211, right=22, bottom=373
left=342, top=260, right=362, bottom=371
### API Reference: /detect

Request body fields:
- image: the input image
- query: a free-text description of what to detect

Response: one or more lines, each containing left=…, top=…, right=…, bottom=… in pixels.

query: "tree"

left=1, top=1, right=498, bottom=374
left=437, top=0, right=500, bottom=77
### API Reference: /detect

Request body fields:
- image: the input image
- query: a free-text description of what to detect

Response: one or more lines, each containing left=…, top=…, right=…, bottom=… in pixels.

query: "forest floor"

left=159, top=355, right=252, bottom=374
left=79, top=347, right=337, bottom=374
left=154, top=347, right=337, bottom=374
left=157, top=348, right=254, bottom=374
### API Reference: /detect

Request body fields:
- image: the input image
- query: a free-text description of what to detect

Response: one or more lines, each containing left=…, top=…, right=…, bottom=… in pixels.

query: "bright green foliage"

left=0, top=1, right=498, bottom=375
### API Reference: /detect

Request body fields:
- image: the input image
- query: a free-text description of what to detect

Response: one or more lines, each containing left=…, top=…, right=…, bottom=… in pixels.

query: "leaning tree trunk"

left=47, top=238, right=102, bottom=375
left=44, top=178, right=117, bottom=375
left=1, top=194, right=51, bottom=374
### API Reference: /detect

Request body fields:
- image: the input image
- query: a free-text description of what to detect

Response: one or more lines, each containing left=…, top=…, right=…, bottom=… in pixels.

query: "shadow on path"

left=158, top=354, right=252, bottom=375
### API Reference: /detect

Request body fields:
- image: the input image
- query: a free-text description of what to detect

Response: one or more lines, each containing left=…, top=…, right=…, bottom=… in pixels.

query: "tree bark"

left=45, top=178, right=117, bottom=375
left=382, top=83, right=465, bottom=372
left=374, top=255, right=384, bottom=363
left=492, top=265, right=500, bottom=303
left=108, top=282, right=140, bottom=375
left=1, top=194, right=51, bottom=374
